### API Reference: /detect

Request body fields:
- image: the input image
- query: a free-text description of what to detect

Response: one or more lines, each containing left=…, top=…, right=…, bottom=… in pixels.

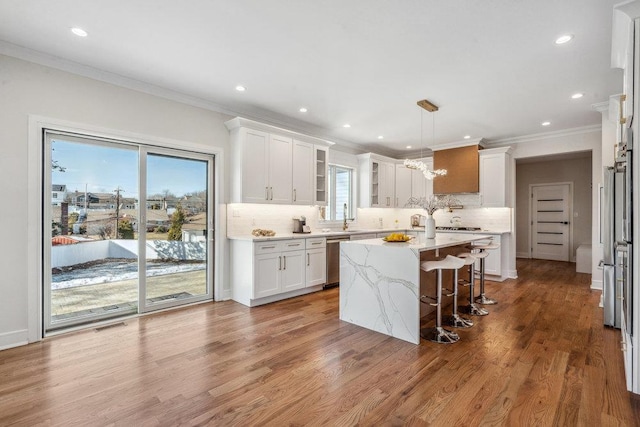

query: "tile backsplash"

left=227, top=203, right=511, bottom=235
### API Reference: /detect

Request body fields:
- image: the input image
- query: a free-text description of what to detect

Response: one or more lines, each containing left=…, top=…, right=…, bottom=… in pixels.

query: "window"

left=326, top=165, right=353, bottom=221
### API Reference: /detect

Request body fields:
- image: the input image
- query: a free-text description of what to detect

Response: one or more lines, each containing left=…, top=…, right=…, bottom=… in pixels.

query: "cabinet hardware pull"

left=311, top=241, right=321, bottom=245
left=270, top=187, right=273, bottom=200
left=265, top=187, right=269, bottom=200
left=278, top=256, right=282, bottom=270
left=307, top=253, right=310, bottom=266
left=293, top=189, right=296, bottom=202
left=283, top=255, right=286, bottom=270
left=261, top=245, right=276, bottom=249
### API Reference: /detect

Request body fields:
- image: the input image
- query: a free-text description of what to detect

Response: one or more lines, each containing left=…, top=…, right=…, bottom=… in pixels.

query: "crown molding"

left=224, top=117, right=335, bottom=146
left=487, top=124, right=601, bottom=145
left=428, top=137, right=486, bottom=152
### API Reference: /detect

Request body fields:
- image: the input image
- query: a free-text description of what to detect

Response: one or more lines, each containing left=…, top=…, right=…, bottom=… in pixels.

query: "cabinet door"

left=242, top=129, right=269, bottom=203
left=395, top=164, right=412, bottom=207
left=268, top=134, right=293, bottom=204
left=281, top=250, right=306, bottom=292
left=381, top=162, right=396, bottom=207
left=254, top=253, right=281, bottom=298
left=370, top=161, right=381, bottom=207
left=306, top=248, right=326, bottom=286
left=314, top=146, right=328, bottom=205
left=480, top=154, right=506, bottom=207
left=292, top=140, right=314, bottom=205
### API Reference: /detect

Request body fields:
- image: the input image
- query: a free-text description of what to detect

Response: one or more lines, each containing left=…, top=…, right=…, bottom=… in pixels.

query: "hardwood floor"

left=1, top=259, right=639, bottom=426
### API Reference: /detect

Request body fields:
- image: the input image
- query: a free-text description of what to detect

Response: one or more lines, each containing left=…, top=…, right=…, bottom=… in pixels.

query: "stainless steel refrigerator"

left=602, top=152, right=633, bottom=330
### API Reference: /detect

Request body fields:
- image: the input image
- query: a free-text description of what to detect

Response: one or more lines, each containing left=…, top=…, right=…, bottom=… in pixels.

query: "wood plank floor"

left=1, top=259, right=639, bottom=426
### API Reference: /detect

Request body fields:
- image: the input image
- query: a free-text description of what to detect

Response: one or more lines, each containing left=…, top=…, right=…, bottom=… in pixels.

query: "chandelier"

left=403, top=99, right=447, bottom=180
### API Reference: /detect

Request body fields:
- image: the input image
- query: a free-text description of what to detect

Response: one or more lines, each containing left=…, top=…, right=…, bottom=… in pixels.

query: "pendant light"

left=403, top=99, right=447, bottom=179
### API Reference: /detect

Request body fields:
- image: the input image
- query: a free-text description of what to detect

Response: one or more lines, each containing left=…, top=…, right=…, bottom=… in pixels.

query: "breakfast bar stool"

left=420, top=255, right=466, bottom=344
left=472, top=241, right=500, bottom=305
left=446, top=255, right=474, bottom=328
left=458, top=252, right=489, bottom=316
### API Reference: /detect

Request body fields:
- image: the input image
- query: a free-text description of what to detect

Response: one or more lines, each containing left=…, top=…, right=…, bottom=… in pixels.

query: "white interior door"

left=531, top=183, right=571, bottom=261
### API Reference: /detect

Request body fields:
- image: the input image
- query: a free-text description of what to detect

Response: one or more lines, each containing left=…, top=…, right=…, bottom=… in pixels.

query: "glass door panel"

left=142, top=152, right=212, bottom=310
left=46, top=133, right=139, bottom=331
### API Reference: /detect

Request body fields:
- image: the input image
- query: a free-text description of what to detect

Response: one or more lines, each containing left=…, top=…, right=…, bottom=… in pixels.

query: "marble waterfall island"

left=339, top=233, right=491, bottom=344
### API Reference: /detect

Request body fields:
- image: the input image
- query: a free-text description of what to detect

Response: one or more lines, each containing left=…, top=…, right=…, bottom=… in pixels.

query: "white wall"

left=0, top=54, right=232, bottom=350
left=493, top=128, right=602, bottom=287
left=515, top=155, right=593, bottom=261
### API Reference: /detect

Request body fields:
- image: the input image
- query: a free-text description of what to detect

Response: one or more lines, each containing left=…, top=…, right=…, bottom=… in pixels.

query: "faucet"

left=342, top=203, right=354, bottom=231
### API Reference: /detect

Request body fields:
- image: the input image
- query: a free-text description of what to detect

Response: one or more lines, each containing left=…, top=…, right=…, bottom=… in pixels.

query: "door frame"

left=27, top=115, right=225, bottom=342
left=528, top=181, right=574, bottom=260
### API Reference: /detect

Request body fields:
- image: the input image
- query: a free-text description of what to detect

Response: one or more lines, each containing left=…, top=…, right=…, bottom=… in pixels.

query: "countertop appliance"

left=325, top=236, right=351, bottom=287
left=602, top=150, right=633, bottom=330
left=293, top=216, right=310, bottom=234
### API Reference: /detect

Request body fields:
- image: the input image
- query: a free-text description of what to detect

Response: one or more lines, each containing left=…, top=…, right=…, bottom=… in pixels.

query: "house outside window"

left=326, top=165, right=353, bottom=222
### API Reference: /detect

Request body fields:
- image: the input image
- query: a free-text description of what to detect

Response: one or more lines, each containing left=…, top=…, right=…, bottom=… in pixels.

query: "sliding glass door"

left=44, top=131, right=214, bottom=332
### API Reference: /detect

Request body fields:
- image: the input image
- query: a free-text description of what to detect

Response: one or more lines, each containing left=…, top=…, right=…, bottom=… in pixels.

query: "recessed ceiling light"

left=463, top=135, right=471, bottom=139
left=71, top=27, right=88, bottom=37
left=541, top=121, right=551, bottom=126
left=235, top=85, right=246, bottom=92
left=571, top=93, right=584, bottom=99
left=555, top=34, right=573, bottom=45
left=299, top=107, right=308, bottom=113
left=378, top=135, right=384, bottom=139
left=343, top=124, right=351, bottom=128
left=406, top=145, right=412, bottom=149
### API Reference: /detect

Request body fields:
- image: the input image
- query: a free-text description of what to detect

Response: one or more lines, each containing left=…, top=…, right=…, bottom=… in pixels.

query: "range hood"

left=432, top=140, right=485, bottom=194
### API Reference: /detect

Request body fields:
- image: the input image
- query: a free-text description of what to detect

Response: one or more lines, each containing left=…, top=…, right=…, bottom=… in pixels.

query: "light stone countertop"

left=227, top=228, right=508, bottom=241
left=342, top=233, right=493, bottom=252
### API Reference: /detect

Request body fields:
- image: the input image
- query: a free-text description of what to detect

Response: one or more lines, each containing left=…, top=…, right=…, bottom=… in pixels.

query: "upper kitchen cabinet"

left=479, top=147, right=512, bottom=207
left=395, top=158, right=433, bottom=207
left=314, top=145, right=328, bottom=206
left=358, top=153, right=396, bottom=208
left=225, top=117, right=333, bottom=205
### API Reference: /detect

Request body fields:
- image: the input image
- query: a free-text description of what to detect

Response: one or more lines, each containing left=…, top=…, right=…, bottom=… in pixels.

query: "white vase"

left=425, top=213, right=436, bottom=239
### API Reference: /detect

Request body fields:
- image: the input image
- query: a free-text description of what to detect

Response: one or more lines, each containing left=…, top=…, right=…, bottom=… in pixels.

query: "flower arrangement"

left=405, top=195, right=461, bottom=215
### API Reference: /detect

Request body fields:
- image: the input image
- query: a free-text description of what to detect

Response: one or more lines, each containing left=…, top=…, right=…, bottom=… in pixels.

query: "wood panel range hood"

left=432, top=139, right=486, bottom=194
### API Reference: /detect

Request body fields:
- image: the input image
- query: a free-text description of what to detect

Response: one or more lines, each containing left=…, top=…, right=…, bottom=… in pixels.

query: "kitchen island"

left=339, top=233, right=491, bottom=344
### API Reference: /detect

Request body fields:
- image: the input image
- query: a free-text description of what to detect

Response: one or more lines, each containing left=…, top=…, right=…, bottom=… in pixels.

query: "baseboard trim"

left=516, top=252, right=530, bottom=259
left=591, top=279, right=603, bottom=291
left=0, top=329, right=29, bottom=351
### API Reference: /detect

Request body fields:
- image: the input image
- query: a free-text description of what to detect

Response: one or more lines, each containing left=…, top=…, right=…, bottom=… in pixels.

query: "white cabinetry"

left=479, top=147, right=512, bottom=207
left=305, top=238, right=326, bottom=286
left=254, top=240, right=305, bottom=298
left=314, top=146, right=328, bottom=206
left=230, top=237, right=326, bottom=307
left=292, top=140, right=314, bottom=205
left=358, top=153, right=396, bottom=208
left=475, top=234, right=502, bottom=276
left=395, top=158, right=434, bottom=207
left=226, top=117, right=332, bottom=205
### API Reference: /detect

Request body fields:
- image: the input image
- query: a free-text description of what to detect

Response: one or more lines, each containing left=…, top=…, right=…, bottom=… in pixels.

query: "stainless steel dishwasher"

left=325, top=236, right=351, bottom=288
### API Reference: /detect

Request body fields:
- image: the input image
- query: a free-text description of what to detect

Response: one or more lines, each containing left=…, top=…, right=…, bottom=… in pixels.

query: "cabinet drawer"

left=306, top=237, right=326, bottom=249
left=281, top=240, right=305, bottom=252
left=254, top=241, right=282, bottom=255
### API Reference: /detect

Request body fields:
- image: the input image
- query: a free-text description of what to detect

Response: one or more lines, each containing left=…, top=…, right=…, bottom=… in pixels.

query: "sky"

left=52, top=139, right=208, bottom=199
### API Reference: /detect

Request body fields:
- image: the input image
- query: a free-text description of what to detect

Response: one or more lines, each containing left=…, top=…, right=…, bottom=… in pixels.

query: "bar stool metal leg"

left=463, top=261, right=489, bottom=316
left=421, top=269, right=460, bottom=343
left=475, top=249, right=497, bottom=305
left=446, top=267, right=474, bottom=328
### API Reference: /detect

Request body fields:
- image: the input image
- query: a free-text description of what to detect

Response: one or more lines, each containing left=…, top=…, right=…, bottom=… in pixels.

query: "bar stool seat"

left=458, top=252, right=489, bottom=316
left=420, top=255, right=465, bottom=344
left=472, top=241, right=500, bottom=305
left=446, top=254, right=474, bottom=328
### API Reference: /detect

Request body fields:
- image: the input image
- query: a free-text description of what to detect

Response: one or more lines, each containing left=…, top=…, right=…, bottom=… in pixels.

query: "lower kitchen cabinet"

left=230, top=237, right=326, bottom=306
left=305, top=238, right=327, bottom=287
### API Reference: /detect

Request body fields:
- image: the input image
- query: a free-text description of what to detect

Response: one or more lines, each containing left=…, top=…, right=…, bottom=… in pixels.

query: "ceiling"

left=0, top=0, right=622, bottom=157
